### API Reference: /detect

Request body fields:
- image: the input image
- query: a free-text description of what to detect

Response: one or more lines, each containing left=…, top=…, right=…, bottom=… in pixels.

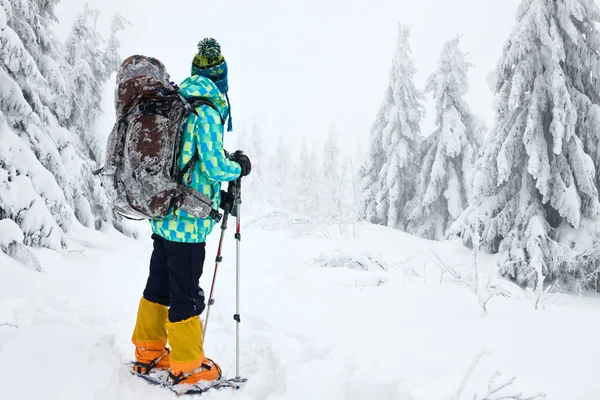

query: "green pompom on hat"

left=192, top=38, right=225, bottom=70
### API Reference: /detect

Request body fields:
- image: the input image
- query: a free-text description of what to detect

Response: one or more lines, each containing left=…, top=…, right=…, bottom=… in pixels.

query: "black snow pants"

left=143, top=234, right=207, bottom=323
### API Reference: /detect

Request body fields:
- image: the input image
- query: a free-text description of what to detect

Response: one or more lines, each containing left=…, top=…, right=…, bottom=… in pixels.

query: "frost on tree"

left=288, top=125, right=359, bottom=235
left=62, top=4, right=109, bottom=164
left=450, top=0, right=600, bottom=290
left=0, top=0, right=124, bottom=257
left=405, top=37, right=484, bottom=240
left=272, top=132, right=293, bottom=206
left=361, top=24, right=425, bottom=229
left=105, top=14, right=131, bottom=76
left=236, top=120, right=266, bottom=212
left=287, top=132, right=321, bottom=224
left=297, top=133, right=314, bottom=196
left=318, top=126, right=343, bottom=227
left=5, top=0, right=72, bottom=124
left=360, top=98, right=387, bottom=223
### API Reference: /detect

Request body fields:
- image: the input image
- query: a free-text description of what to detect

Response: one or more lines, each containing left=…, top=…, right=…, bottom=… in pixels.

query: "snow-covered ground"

left=1, top=219, right=600, bottom=400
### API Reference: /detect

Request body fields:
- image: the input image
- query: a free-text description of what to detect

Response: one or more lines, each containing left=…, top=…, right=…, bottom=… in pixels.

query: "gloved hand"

left=219, top=190, right=238, bottom=217
left=229, top=150, right=251, bottom=177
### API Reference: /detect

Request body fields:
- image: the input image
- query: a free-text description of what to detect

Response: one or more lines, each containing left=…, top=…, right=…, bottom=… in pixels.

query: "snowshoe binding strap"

left=206, top=358, right=223, bottom=380
left=133, top=348, right=170, bottom=375
left=168, top=371, right=186, bottom=385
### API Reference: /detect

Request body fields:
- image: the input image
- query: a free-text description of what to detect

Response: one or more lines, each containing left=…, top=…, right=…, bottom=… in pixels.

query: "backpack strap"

left=177, top=98, right=224, bottom=184
left=187, top=98, right=224, bottom=125
left=178, top=152, right=199, bottom=184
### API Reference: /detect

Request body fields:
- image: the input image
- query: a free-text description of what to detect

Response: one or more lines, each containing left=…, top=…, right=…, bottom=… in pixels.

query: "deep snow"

left=1, top=219, right=600, bottom=399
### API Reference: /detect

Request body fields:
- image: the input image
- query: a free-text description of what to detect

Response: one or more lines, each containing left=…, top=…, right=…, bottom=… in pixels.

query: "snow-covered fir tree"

left=580, top=106, right=600, bottom=189
left=1, top=0, right=71, bottom=250
left=321, top=125, right=341, bottom=184
left=360, top=98, right=387, bottom=223
left=274, top=133, right=290, bottom=187
left=104, top=14, right=131, bottom=77
left=247, top=122, right=360, bottom=236
left=247, top=120, right=265, bottom=190
left=405, top=37, right=484, bottom=240
left=0, top=0, right=123, bottom=255
left=294, top=133, right=317, bottom=219
left=450, top=0, right=600, bottom=291
left=297, top=133, right=313, bottom=193
left=303, top=126, right=359, bottom=236
left=319, top=126, right=342, bottom=225
left=62, top=4, right=110, bottom=163
left=6, top=0, right=72, bottom=124
left=348, top=145, right=366, bottom=236
left=236, top=119, right=266, bottom=212
left=271, top=132, right=293, bottom=206
left=363, top=24, right=425, bottom=229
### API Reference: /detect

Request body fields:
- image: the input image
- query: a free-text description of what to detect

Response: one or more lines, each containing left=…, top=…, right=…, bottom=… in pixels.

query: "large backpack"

left=104, top=55, right=222, bottom=222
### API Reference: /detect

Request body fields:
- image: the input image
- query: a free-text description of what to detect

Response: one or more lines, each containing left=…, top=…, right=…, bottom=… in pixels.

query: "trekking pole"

left=232, top=178, right=246, bottom=382
left=202, top=192, right=232, bottom=343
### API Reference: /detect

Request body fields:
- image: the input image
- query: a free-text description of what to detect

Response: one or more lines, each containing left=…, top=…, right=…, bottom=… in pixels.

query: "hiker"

left=130, top=38, right=251, bottom=385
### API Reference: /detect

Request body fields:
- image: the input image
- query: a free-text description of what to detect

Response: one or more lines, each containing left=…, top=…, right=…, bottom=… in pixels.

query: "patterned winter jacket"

left=150, top=75, right=241, bottom=243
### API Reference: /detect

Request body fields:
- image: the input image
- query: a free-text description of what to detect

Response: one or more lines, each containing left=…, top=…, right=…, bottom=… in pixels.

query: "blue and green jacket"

left=150, top=76, right=241, bottom=243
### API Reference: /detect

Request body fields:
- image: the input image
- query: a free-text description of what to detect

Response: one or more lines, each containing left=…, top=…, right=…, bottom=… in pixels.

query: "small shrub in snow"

left=424, top=210, right=508, bottom=315
left=0, top=219, right=42, bottom=272
left=0, top=219, right=23, bottom=249
left=453, top=351, right=545, bottom=400
left=394, top=257, right=422, bottom=281
left=424, top=248, right=495, bottom=313
left=312, top=251, right=388, bottom=272
left=245, top=209, right=298, bottom=230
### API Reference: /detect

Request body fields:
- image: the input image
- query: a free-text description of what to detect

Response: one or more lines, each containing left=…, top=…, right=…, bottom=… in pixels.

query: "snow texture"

left=2, top=220, right=600, bottom=399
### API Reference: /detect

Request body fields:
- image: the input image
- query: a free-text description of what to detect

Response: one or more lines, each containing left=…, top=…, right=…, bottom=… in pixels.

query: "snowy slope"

left=1, top=220, right=600, bottom=399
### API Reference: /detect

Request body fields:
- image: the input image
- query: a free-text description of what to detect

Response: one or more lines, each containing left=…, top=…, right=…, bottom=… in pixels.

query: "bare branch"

left=420, top=249, right=462, bottom=282
left=453, top=350, right=488, bottom=400
left=454, top=351, right=546, bottom=400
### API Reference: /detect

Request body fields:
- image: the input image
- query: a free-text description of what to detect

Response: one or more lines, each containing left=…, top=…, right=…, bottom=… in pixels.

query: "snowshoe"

left=127, top=362, right=247, bottom=396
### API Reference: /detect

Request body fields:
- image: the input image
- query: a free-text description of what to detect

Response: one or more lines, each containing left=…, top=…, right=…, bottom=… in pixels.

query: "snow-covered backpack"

left=103, top=55, right=222, bottom=221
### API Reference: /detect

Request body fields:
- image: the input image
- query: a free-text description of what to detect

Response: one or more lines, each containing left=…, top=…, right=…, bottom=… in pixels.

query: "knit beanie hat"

left=192, top=38, right=232, bottom=131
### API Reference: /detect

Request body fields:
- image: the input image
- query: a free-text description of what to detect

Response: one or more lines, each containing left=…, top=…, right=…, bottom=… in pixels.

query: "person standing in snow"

left=131, top=38, right=251, bottom=385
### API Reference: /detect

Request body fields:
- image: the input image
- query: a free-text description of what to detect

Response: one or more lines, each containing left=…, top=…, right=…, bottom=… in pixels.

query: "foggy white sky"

left=55, top=0, right=522, bottom=156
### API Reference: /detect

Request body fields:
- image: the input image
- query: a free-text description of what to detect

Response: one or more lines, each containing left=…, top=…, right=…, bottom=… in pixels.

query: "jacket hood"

left=179, top=75, right=229, bottom=121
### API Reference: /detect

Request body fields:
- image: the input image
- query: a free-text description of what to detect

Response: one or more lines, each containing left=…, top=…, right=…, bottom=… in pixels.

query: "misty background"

left=54, top=0, right=521, bottom=156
